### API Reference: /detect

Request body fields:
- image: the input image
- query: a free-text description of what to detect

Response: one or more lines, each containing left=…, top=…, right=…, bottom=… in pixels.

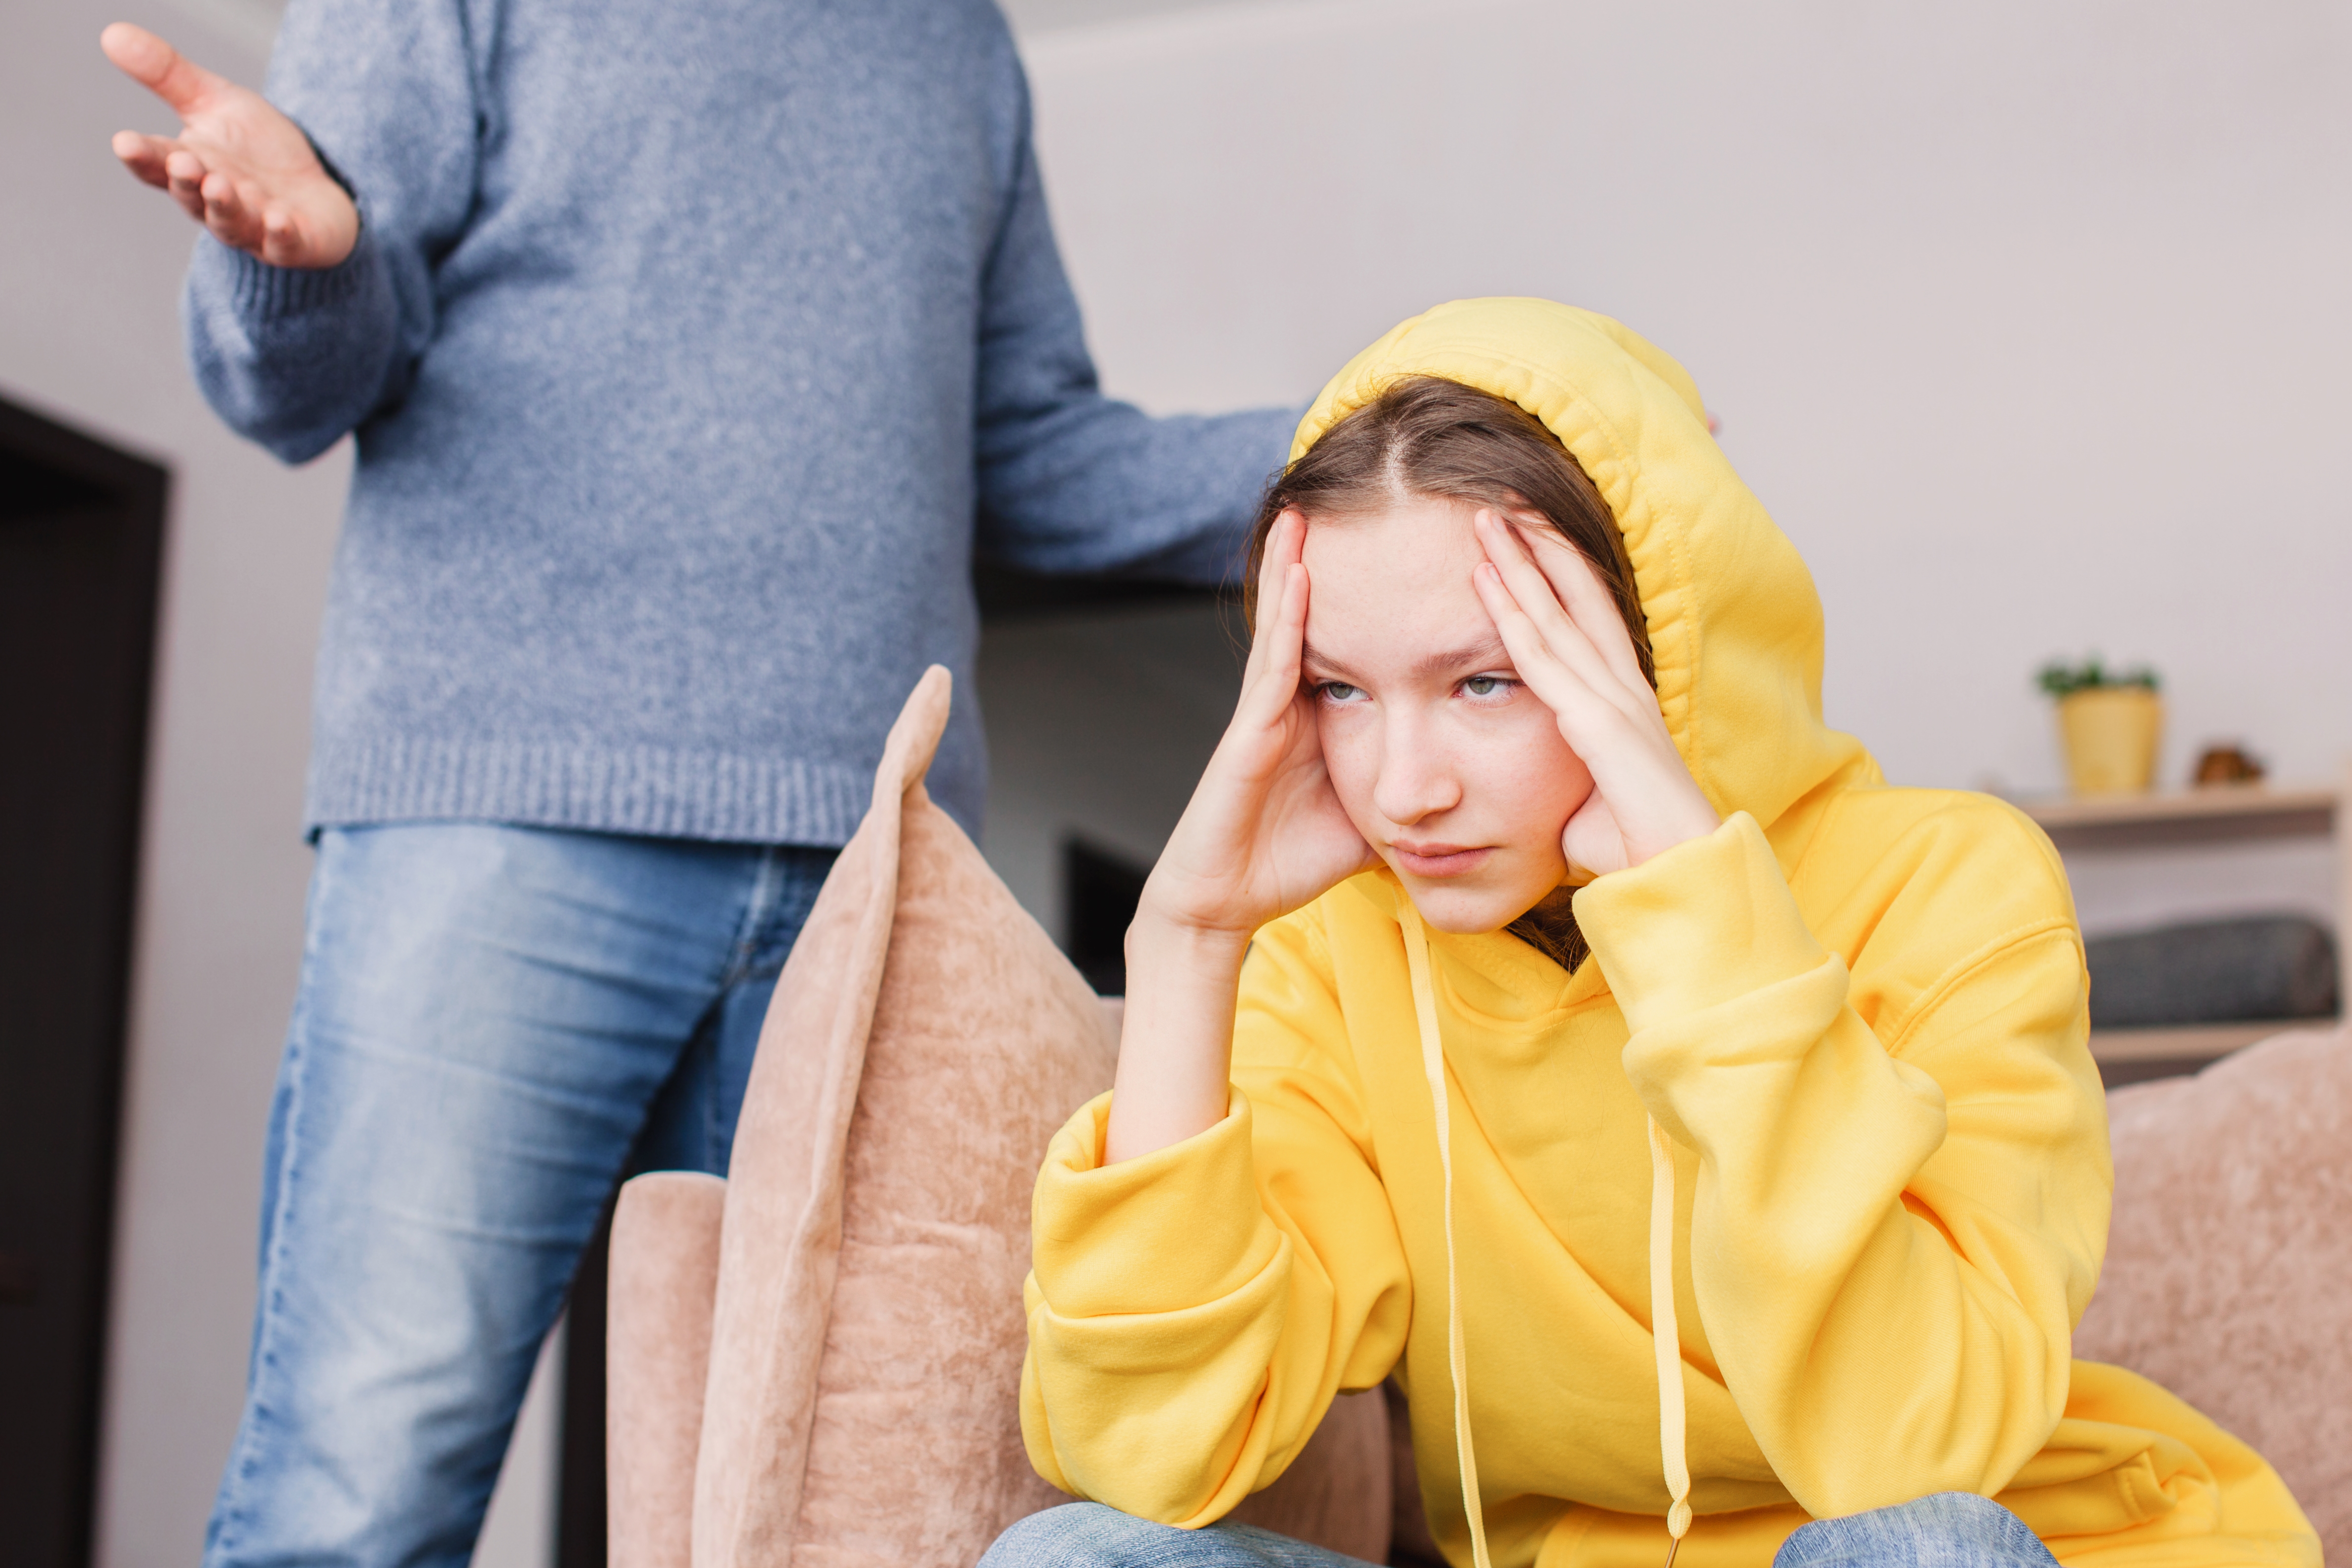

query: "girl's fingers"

left=1511, top=516, right=1651, bottom=701
left=1238, top=562, right=1308, bottom=728
left=1472, top=561, right=1617, bottom=737
left=1474, top=511, right=1631, bottom=716
left=1241, top=509, right=1303, bottom=689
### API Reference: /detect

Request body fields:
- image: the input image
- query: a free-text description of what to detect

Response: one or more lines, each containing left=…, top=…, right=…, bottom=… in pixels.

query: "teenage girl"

left=987, top=300, right=2315, bottom=1568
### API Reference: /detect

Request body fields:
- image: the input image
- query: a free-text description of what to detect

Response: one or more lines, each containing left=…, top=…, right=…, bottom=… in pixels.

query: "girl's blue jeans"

left=981, top=1495, right=2065, bottom=1568
left=201, top=822, right=836, bottom=1568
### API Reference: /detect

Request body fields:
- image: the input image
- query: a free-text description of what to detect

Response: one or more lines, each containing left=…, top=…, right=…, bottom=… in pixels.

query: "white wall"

left=1006, top=0, right=2352, bottom=937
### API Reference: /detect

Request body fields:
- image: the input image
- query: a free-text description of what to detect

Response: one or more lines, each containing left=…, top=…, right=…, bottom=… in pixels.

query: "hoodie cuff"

left=1030, top=1089, right=1283, bottom=1319
left=1575, top=811, right=1829, bottom=1036
left=211, top=225, right=380, bottom=322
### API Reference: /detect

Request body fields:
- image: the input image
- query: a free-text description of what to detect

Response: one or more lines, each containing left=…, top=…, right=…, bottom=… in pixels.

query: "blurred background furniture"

left=2025, top=779, right=2347, bottom=1086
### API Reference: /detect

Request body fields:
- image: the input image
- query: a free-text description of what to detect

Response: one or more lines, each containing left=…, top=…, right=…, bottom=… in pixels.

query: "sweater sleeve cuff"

left=207, top=227, right=381, bottom=321
left=1030, top=1088, right=1282, bottom=1319
left=1575, top=811, right=1829, bottom=1035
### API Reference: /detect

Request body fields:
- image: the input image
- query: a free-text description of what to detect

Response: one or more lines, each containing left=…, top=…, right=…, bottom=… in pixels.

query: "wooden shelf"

left=2087, top=1019, right=2331, bottom=1064
left=2019, top=770, right=2349, bottom=1082
left=2020, top=784, right=2337, bottom=851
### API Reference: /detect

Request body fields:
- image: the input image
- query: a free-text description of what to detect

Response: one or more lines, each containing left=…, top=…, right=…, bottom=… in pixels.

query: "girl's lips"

left=1390, top=844, right=1494, bottom=878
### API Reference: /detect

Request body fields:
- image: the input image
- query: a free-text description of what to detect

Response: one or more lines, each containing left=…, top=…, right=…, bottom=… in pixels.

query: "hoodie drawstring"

left=1399, top=902, right=1493, bottom=1568
left=1398, top=904, right=1692, bottom=1568
left=1647, top=1117, right=1694, bottom=1567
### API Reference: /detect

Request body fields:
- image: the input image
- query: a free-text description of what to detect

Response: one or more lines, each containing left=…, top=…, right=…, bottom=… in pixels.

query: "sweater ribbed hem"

left=304, top=735, right=877, bottom=847
left=224, top=231, right=379, bottom=319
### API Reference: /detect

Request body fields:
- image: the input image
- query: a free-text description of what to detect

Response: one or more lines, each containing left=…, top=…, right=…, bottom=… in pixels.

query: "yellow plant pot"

left=2058, top=687, right=2163, bottom=795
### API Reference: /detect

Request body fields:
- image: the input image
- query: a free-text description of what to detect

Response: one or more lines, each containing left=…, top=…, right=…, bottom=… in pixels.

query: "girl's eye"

left=1462, top=675, right=1511, bottom=698
left=1316, top=681, right=1365, bottom=704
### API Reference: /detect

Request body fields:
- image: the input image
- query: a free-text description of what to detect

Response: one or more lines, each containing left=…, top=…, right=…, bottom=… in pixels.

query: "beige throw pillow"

left=609, top=667, right=1394, bottom=1568
left=691, top=666, right=1115, bottom=1568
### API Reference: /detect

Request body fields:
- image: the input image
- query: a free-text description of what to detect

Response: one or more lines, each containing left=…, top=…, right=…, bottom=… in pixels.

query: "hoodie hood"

left=1292, top=297, right=1872, bottom=837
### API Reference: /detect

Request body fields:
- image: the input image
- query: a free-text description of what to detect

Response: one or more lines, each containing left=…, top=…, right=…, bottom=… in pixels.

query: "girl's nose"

left=1372, top=716, right=1462, bottom=827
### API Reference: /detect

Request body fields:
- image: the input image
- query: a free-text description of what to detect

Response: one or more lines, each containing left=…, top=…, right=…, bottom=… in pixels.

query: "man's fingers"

left=200, top=170, right=255, bottom=247
left=164, top=146, right=207, bottom=193
left=202, top=171, right=247, bottom=226
left=259, top=209, right=303, bottom=267
left=162, top=147, right=211, bottom=219
left=111, top=130, right=176, bottom=187
left=100, top=23, right=226, bottom=117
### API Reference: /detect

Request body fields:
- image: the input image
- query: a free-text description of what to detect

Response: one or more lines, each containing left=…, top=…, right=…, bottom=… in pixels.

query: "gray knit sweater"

left=186, top=0, right=1293, bottom=844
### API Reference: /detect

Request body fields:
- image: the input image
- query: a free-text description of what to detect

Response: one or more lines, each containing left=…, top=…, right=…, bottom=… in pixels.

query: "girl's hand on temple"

left=1471, top=509, right=1719, bottom=879
left=101, top=23, right=361, bottom=269
left=1136, top=509, right=1379, bottom=943
left=1107, top=511, right=1375, bottom=1164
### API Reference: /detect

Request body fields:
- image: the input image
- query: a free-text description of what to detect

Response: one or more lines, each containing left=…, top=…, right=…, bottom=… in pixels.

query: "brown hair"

left=1246, top=375, right=1653, bottom=971
left=1244, top=375, right=1654, bottom=688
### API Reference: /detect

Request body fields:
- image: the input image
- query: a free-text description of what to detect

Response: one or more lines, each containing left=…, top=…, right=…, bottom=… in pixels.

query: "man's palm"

left=102, top=22, right=359, bottom=269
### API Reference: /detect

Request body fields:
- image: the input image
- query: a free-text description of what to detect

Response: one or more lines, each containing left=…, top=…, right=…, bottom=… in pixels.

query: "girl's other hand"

left=1137, top=510, right=1378, bottom=944
left=1470, top=510, right=1718, bottom=878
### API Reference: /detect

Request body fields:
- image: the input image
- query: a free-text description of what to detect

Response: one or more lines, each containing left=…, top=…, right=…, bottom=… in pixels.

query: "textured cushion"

left=689, top=666, right=1115, bottom=1568
left=2073, top=1026, right=2351, bottom=1560
left=609, top=1172, right=729, bottom=1568
left=610, top=668, right=1393, bottom=1568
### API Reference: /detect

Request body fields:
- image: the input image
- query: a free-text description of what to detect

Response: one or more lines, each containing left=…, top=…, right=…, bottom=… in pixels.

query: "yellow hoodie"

left=1017, top=299, right=2318, bottom=1568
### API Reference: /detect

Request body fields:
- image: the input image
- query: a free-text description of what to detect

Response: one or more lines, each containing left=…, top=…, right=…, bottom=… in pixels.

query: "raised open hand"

left=102, top=23, right=359, bottom=268
left=1470, top=509, right=1719, bottom=878
left=1138, top=510, right=1379, bottom=941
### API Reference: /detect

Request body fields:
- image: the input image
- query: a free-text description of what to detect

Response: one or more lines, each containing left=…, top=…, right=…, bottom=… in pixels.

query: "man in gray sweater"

left=105, top=4, right=1291, bottom=1563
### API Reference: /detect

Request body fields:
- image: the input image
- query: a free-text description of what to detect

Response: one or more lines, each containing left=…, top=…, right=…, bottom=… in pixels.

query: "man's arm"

left=105, top=0, right=479, bottom=463
left=970, top=79, right=1297, bottom=588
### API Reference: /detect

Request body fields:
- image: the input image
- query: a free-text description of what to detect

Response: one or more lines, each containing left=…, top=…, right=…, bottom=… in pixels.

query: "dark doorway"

left=1061, top=837, right=1152, bottom=997
left=0, top=397, right=168, bottom=1568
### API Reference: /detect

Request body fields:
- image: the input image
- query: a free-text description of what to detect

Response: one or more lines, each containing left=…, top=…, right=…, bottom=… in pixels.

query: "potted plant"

left=2037, top=655, right=2162, bottom=795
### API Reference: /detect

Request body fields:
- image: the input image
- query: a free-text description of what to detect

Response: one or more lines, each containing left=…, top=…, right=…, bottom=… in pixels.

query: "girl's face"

left=1300, top=494, right=1600, bottom=934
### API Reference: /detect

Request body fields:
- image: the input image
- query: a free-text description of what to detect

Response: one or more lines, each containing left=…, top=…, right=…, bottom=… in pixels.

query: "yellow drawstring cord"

left=1400, top=902, right=1692, bottom=1568
left=1648, top=1116, right=1693, bottom=1568
left=1400, top=903, right=1493, bottom=1568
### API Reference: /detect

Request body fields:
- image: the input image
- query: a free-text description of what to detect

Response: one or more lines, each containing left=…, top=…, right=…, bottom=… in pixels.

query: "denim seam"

left=206, top=847, right=336, bottom=1563
left=718, top=846, right=789, bottom=991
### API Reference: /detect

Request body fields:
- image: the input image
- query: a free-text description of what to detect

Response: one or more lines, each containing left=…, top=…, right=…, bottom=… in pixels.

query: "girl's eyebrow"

left=1299, top=638, right=1511, bottom=681
left=1415, top=637, right=1511, bottom=679
left=1299, top=639, right=1351, bottom=679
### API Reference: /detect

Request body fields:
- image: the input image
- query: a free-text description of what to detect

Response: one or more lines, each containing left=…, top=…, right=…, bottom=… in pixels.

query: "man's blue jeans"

left=981, top=1494, right=2065, bottom=1568
left=202, top=822, right=837, bottom=1568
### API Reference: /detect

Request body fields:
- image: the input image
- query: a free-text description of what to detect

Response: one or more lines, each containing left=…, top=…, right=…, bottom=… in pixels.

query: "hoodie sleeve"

left=969, top=70, right=1297, bottom=587
left=182, top=0, right=480, bottom=463
left=1018, top=910, right=1413, bottom=1523
left=1576, top=810, right=2105, bottom=1521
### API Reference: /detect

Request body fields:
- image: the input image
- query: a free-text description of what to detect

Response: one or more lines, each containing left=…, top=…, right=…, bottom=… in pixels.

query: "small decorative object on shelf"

left=2037, top=654, right=2162, bottom=796
left=2194, top=743, right=2267, bottom=786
